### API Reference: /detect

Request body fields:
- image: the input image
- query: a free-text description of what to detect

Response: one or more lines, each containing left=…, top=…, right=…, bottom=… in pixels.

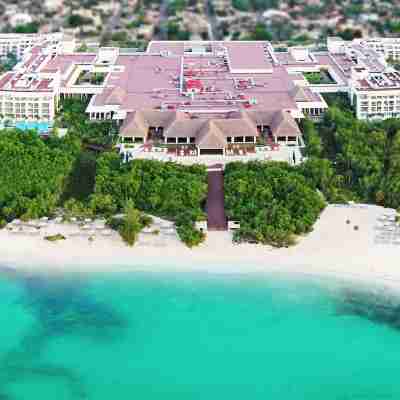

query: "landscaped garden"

left=75, top=71, right=107, bottom=86
left=303, top=69, right=336, bottom=85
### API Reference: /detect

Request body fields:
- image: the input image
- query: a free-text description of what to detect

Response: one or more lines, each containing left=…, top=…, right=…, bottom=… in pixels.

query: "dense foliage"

left=94, top=154, right=208, bottom=246
left=57, top=98, right=118, bottom=148
left=224, top=161, right=325, bottom=247
left=301, top=103, right=400, bottom=208
left=0, top=131, right=79, bottom=224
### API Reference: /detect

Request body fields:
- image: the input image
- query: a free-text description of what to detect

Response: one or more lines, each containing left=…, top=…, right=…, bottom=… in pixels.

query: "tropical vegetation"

left=0, top=130, right=79, bottom=225
left=56, top=98, right=118, bottom=149
left=224, top=161, right=325, bottom=247
left=93, top=154, right=208, bottom=246
left=301, top=101, right=400, bottom=209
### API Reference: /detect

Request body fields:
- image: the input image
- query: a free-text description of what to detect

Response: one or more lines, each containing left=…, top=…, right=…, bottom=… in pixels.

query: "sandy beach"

left=1, top=204, right=400, bottom=288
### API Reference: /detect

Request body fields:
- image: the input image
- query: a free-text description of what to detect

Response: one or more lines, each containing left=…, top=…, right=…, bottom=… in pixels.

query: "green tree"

left=302, top=118, right=322, bottom=157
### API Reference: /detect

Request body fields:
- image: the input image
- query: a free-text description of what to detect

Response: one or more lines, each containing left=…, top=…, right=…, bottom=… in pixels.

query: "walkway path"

left=206, top=165, right=227, bottom=231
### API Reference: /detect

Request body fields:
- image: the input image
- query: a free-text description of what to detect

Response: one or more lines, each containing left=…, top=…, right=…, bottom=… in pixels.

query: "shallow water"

left=1, top=267, right=400, bottom=399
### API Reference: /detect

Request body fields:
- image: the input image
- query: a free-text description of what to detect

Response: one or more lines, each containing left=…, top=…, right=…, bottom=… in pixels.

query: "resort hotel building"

left=1, top=33, right=400, bottom=159
left=0, top=32, right=65, bottom=60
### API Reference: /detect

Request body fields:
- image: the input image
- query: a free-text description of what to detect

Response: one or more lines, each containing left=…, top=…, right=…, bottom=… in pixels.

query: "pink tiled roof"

left=225, top=42, right=273, bottom=71
left=0, top=73, right=14, bottom=90
left=147, top=41, right=185, bottom=55
left=41, top=54, right=97, bottom=74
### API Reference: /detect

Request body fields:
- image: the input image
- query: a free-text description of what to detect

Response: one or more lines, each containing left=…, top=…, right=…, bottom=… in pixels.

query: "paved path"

left=205, top=0, right=222, bottom=40
left=156, top=0, right=169, bottom=40
left=103, top=0, right=122, bottom=37
left=206, top=165, right=227, bottom=231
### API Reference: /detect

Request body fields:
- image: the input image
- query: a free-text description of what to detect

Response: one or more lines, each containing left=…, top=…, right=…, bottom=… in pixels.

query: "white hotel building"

left=0, top=33, right=64, bottom=60
left=355, top=37, right=400, bottom=61
left=327, top=37, right=400, bottom=120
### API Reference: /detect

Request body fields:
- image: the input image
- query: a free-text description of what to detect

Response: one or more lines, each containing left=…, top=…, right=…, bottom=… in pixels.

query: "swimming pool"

left=14, top=121, right=51, bottom=134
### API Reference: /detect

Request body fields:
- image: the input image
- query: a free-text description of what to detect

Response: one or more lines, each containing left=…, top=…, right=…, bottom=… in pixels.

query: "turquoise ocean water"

left=1, top=266, right=400, bottom=399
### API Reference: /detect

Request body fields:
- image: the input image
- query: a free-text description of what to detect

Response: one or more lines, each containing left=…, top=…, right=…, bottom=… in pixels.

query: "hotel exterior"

left=0, top=33, right=400, bottom=159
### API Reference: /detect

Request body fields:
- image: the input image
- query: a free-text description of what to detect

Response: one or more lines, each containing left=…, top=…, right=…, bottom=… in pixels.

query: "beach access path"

left=206, top=165, right=227, bottom=231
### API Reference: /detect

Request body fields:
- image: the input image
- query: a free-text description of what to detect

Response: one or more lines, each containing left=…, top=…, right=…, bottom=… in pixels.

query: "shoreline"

left=2, top=204, right=400, bottom=290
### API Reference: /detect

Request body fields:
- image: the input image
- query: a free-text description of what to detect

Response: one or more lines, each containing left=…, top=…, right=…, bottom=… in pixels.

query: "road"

left=205, top=0, right=221, bottom=41
left=156, top=0, right=169, bottom=40
left=103, top=0, right=122, bottom=37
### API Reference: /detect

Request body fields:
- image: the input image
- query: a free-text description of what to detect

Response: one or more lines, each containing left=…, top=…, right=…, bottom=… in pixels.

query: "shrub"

left=176, top=211, right=206, bottom=248
left=45, top=234, right=66, bottom=242
left=118, top=201, right=143, bottom=246
left=89, top=194, right=118, bottom=217
left=63, top=198, right=93, bottom=221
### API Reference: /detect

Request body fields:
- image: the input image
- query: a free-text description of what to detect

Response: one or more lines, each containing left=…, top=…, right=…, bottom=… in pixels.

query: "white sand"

left=1, top=204, right=400, bottom=288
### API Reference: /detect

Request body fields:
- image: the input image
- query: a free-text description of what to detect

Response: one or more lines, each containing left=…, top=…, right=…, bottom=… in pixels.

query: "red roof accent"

left=186, top=79, right=203, bottom=90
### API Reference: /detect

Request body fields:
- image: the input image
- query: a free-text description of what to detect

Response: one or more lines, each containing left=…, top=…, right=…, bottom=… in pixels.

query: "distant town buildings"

left=9, top=13, right=33, bottom=28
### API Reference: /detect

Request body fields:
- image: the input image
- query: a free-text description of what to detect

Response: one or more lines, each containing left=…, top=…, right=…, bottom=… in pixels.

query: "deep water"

left=1, top=267, right=400, bottom=399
